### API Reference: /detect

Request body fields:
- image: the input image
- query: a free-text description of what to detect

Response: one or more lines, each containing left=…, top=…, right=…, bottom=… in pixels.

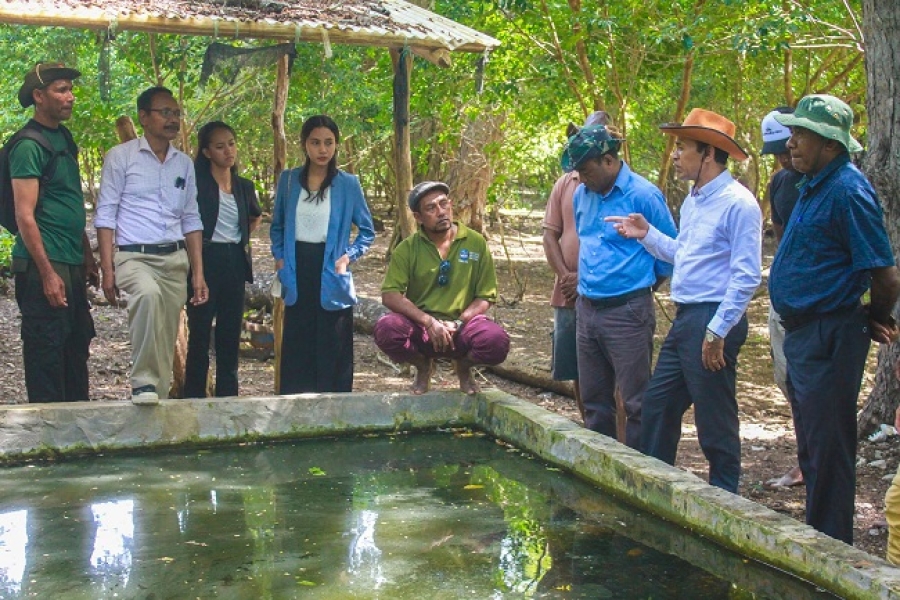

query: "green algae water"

left=0, top=431, right=832, bottom=599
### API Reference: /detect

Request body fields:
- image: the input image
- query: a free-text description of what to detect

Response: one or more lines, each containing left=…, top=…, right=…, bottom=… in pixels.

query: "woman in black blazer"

left=184, top=121, right=262, bottom=397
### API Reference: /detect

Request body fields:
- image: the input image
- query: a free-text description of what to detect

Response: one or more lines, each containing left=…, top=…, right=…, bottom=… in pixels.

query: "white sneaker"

left=132, top=386, right=159, bottom=406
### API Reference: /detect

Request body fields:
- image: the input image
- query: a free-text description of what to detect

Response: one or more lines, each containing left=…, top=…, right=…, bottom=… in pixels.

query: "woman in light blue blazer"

left=270, top=115, right=375, bottom=393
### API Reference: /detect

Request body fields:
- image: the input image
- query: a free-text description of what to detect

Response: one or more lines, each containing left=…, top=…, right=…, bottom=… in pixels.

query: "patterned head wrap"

left=560, top=125, right=623, bottom=172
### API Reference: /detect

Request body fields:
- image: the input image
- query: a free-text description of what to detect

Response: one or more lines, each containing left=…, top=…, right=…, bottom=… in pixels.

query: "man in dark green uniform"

left=11, top=62, right=97, bottom=402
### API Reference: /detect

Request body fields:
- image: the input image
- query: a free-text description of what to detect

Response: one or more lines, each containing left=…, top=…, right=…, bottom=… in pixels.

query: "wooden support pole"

left=390, top=46, right=416, bottom=242
left=272, top=52, right=290, bottom=394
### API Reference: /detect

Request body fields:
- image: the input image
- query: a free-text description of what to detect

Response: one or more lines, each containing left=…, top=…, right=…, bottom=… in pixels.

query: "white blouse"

left=294, top=187, right=331, bottom=243
left=211, top=189, right=241, bottom=244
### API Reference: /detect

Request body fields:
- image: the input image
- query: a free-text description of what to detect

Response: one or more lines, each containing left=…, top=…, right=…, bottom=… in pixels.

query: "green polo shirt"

left=9, top=126, right=85, bottom=265
left=381, top=222, right=498, bottom=320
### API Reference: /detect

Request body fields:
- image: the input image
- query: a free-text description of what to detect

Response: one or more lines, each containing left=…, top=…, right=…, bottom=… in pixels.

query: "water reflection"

left=0, top=435, right=835, bottom=599
left=89, top=500, right=134, bottom=594
left=347, top=509, right=385, bottom=588
left=0, top=510, right=26, bottom=596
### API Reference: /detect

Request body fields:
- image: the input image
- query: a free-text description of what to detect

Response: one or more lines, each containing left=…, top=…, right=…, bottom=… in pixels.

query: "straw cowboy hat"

left=659, top=108, right=749, bottom=161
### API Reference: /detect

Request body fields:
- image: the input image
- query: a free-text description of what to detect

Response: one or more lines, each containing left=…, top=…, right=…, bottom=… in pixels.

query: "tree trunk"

left=657, top=48, right=694, bottom=201
left=445, top=114, right=504, bottom=233
left=857, top=0, right=900, bottom=438
left=272, top=54, right=289, bottom=183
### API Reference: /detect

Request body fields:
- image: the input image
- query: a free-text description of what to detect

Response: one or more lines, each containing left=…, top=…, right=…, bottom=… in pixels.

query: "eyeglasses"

left=437, top=260, right=451, bottom=286
left=148, top=108, right=183, bottom=119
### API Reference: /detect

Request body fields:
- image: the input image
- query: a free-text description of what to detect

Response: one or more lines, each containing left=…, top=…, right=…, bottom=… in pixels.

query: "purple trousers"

left=374, top=313, right=510, bottom=365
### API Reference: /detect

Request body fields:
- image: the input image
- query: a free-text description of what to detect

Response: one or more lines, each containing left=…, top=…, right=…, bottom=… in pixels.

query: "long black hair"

left=195, top=121, right=239, bottom=176
left=300, top=114, right=340, bottom=204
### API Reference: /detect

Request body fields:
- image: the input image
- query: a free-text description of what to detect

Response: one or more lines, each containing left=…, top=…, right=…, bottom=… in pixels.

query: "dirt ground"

left=0, top=211, right=897, bottom=561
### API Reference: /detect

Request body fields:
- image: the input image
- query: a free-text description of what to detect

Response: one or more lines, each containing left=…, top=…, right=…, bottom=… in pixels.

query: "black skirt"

left=280, top=241, right=354, bottom=393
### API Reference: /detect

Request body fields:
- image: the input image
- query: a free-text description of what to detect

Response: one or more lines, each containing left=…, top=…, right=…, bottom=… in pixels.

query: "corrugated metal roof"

left=0, top=0, right=500, bottom=53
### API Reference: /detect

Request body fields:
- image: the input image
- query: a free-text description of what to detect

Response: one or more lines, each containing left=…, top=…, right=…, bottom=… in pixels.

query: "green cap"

left=774, top=94, right=862, bottom=153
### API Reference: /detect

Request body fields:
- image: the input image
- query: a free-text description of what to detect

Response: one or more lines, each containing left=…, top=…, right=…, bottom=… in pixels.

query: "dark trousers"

left=14, top=258, right=95, bottom=402
left=575, top=294, right=655, bottom=449
left=641, top=303, right=747, bottom=493
left=280, top=242, right=354, bottom=394
left=783, top=306, right=870, bottom=544
left=185, top=243, right=247, bottom=398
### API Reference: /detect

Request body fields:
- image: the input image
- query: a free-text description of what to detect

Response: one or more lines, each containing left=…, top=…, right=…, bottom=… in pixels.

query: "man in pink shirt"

left=542, top=111, right=608, bottom=420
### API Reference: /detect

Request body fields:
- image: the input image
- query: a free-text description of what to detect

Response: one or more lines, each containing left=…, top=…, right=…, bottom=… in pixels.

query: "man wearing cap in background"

left=607, top=108, right=762, bottom=493
left=558, top=118, right=676, bottom=449
left=769, top=94, right=900, bottom=543
left=11, top=62, right=97, bottom=403
left=760, top=107, right=805, bottom=490
left=374, top=181, right=510, bottom=395
left=542, top=111, right=609, bottom=422
left=96, top=86, right=208, bottom=405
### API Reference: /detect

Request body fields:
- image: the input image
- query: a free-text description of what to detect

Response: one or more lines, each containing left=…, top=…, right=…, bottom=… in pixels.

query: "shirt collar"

left=138, top=135, right=175, bottom=162
left=691, top=169, right=733, bottom=201
left=803, top=152, right=851, bottom=190
left=612, top=160, right=631, bottom=193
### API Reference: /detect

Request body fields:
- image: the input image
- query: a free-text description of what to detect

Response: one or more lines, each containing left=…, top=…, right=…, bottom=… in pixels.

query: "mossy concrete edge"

left=0, top=392, right=477, bottom=463
left=476, top=388, right=900, bottom=600
left=2, top=390, right=899, bottom=598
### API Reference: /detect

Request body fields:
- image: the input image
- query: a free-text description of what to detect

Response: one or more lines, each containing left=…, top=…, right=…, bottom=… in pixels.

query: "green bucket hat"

left=560, top=125, right=623, bottom=173
left=774, top=94, right=862, bottom=153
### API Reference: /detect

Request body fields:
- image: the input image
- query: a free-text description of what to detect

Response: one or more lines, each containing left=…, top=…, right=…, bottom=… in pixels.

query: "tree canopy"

left=0, top=0, right=865, bottom=215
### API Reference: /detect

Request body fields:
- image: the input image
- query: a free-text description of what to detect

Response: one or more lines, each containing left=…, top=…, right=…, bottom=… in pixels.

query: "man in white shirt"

left=96, top=86, right=208, bottom=405
left=606, top=109, right=762, bottom=493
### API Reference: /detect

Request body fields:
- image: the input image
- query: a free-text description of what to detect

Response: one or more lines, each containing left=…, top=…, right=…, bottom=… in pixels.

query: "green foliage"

left=0, top=0, right=868, bottom=220
left=0, top=229, right=14, bottom=273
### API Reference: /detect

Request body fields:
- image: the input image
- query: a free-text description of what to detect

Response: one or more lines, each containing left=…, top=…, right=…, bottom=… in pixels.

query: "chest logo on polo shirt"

left=457, top=249, right=480, bottom=263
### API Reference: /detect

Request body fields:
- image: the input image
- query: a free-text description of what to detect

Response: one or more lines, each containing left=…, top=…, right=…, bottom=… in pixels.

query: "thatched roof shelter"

left=0, top=0, right=499, bottom=58
left=0, top=0, right=500, bottom=235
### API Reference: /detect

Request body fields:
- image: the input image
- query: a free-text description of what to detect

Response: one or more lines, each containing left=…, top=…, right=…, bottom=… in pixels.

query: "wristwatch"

left=453, top=319, right=464, bottom=329
left=705, top=329, right=720, bottom=343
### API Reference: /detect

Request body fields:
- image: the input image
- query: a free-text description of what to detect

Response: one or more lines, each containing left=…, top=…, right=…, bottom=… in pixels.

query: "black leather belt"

left=118, top=241, right=186, bottom=255
left=780, top=305, right=860, bottom=332
left=588, top=287, right=651, bottom=310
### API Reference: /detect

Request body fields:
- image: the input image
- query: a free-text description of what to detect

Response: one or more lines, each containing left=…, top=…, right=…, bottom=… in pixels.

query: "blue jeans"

left=641, top=302, right=747, bottom=493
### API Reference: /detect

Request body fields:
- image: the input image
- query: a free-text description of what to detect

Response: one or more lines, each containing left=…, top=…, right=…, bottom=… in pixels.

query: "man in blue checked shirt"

left=559, top=124, right=676, bottom=449
left=607, top=108, right=762, bottom=493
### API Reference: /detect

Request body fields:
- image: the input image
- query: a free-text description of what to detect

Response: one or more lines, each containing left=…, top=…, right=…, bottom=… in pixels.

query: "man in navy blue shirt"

left=769, top=94, right=900, bottom=544
left=559, top=125, right=676, bottom=449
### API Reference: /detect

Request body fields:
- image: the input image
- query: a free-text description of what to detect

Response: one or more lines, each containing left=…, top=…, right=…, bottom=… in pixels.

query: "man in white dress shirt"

left=96, top=86, right=208, bottom=405
left=607, top=109, right=762, bottom=493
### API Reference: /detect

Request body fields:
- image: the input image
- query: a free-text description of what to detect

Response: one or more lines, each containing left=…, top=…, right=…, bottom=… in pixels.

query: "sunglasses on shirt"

left=437, top=259, right=451, bottom=286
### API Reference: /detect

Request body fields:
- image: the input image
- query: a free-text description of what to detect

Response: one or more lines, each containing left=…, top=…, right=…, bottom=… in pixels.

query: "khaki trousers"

left=886, top=468, right=900, bottom=564
left=115, top=250, right=189, bottom=399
